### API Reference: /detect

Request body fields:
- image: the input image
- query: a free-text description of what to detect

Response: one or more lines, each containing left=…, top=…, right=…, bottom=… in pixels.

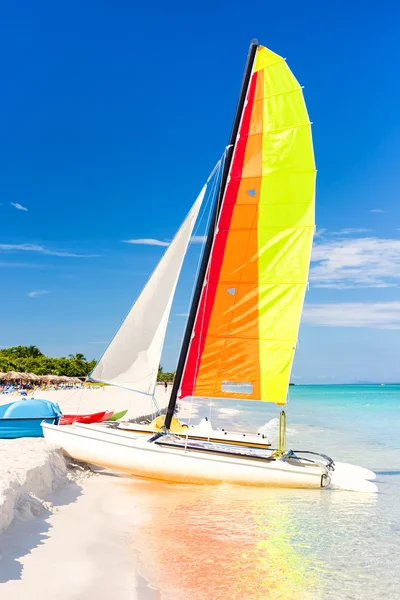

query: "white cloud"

left=11, top=202, right=28, bottom=212
left=311, top=237, right=400, bottom=288
left=303, top=302, right=400, bottom=330
left=122, top=235, right=207, bottom=248
left=28, top=290, right=49, bottom=298
left=370, top=209, right=387, bottom=213
left=0, top=243, right=99, bottom=258
left=330, top=228, right=372, bottom=236
left=122, top=239, right=169, bottom=247
left=314, top=228, right=327, bottom=238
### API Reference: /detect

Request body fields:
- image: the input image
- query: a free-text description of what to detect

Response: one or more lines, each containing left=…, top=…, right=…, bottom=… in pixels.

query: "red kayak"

left=59, top=411, right=107, bottom=426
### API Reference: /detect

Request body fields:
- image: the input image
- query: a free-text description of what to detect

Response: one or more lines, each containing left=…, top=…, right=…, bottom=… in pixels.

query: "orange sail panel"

left=179, top=46, right=316, bottom=405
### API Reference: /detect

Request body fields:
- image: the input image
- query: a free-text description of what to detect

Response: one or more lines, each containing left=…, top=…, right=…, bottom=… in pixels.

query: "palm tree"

left=26, top=345, right=43, bottom=358
left=69, top=353, right=87, bottom=362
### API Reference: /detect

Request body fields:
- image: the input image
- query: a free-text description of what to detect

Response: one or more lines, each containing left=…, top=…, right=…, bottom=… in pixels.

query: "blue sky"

left=1, top=1, right=400, bottom=382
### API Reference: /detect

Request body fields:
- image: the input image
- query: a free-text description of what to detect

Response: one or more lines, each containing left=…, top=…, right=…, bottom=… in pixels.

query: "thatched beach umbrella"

left=40, top=374, right=57, bottom=383
left=51, top=375, right=68, bottom=384
left=27, top=373, right=40, bottom=381
left=4, top=371, right=26, bottom=381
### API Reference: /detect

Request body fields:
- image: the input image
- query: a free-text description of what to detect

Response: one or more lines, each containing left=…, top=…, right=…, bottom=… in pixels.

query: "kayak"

left=59, top=411, right=107, bottom=426
left=100, top=411, right=114, bottom=421
left=107, top=409, right=128, bottom=421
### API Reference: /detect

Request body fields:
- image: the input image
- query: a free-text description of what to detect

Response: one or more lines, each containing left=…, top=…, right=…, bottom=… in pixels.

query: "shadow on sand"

left=0, top=481, right=82, bottom=583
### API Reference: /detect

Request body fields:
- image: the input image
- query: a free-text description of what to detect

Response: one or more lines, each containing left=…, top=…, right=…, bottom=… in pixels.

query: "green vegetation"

left=0, top=346, right=96, bottom=378
left=157, top=365, right=175, bottom=383
left=0, top=346, right=175, bottom=382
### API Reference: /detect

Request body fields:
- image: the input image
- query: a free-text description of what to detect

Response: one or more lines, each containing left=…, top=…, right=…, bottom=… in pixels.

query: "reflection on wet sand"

left=121, top=480, right=352, bottom=600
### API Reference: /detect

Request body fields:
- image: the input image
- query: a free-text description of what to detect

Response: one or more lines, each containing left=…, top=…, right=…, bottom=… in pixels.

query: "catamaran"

left=43, top=41, right=377, bottom=491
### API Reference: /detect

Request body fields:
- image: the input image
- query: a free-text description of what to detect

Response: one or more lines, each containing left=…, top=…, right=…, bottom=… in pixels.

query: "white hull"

left=42, top=423, right=327, bottom=489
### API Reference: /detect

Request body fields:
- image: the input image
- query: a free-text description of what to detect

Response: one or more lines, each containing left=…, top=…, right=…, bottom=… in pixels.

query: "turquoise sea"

left=126, top=385, right=400, bottom=600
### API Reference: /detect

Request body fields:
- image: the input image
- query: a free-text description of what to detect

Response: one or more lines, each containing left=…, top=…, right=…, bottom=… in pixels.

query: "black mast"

left=164, top=39, right=258, bottom=429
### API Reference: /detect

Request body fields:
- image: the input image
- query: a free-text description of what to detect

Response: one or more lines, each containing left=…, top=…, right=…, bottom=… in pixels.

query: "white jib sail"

left=91, top=186, right=206, bottom=394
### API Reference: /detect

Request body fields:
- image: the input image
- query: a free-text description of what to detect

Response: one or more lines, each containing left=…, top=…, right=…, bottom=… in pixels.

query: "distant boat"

left=43, top=41, right=377, bottom=492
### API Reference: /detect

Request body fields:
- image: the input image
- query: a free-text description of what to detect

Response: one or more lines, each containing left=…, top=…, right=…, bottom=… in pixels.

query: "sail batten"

left=178, top=45, right=316, bottom=405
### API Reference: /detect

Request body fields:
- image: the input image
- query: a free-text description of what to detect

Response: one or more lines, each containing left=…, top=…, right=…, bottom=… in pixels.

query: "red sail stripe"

left=179, top=71, right=259, bottom=398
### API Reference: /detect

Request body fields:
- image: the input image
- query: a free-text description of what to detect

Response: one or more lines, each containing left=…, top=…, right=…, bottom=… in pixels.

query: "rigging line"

left=186, top=155, right=225, bottom=398
left=181, top=154, right=224, bottom=256
left=188, top=162, right=225, bottom=402
left=151, top=393, right=160, bottom=419
left=206, top=155, right=224, bottom=183
left=161, top=160, right=222, bottom=428
left=76, top=384, right=85, bottom=414
left=185, top=143, right=235, bottom=402
left=176, top=159, right=226, bottom=426
left=57, top=386, right=81, bottom=407
left=180, top=163, right=223, bottom=426
left=151, top=394, right=160, bottom=421
left=187, top=153, right=225, bottom=247
left=158, top=156, right=223, bottom=405
left=188, top=172, right=218, bottom=255
left=174, top=156, right=224, bottom=393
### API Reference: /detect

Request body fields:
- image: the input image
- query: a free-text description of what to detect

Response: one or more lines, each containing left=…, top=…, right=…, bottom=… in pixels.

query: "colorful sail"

left=178, top=45, right=316, bottom=405
left=91, top=187, right=206, bottom=395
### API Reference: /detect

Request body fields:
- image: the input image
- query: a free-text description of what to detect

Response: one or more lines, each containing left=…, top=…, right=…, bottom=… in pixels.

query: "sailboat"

left=43, top=41, right=377, bottom=491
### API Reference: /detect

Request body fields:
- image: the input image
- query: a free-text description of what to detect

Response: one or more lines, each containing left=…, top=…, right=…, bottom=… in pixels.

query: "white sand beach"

left=0, top=384, right=171, bottom=596
left=0, top=385, right=172, bottom=596
left=1, top=474, right=160, bottom=599
left=30, top=383, right=172, bottom=420
left=0, top=475, right=159, bottom=600
left=0, top=384, right=171, bottom=532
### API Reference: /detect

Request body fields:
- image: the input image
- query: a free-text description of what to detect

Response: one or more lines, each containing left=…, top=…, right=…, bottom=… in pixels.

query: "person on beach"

left=164, top=381, right=168, bottom=392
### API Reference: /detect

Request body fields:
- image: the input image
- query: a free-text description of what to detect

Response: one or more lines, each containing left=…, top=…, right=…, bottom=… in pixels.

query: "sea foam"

left=257, top=417, right=296, bottom=438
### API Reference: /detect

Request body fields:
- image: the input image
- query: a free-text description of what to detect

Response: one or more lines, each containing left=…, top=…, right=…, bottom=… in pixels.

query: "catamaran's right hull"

left=42, top=423, right=328, bottom=489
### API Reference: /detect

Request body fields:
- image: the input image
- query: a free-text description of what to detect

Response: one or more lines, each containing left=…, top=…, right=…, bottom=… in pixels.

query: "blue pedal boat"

left=0, top=399, right=62, bottom=438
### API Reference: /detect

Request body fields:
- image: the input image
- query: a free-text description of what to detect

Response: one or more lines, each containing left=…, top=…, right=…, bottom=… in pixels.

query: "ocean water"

left=124, top=385, right=400, bottom=600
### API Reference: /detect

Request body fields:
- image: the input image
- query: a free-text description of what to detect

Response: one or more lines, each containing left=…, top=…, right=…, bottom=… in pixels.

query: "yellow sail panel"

left=179, top=45, right=315, bottom=405
left=257, top=46, right=315, bottom=404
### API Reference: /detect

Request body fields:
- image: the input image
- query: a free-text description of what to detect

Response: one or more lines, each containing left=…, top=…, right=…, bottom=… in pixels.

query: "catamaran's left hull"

left=42, top=423, right=328, bottom=489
